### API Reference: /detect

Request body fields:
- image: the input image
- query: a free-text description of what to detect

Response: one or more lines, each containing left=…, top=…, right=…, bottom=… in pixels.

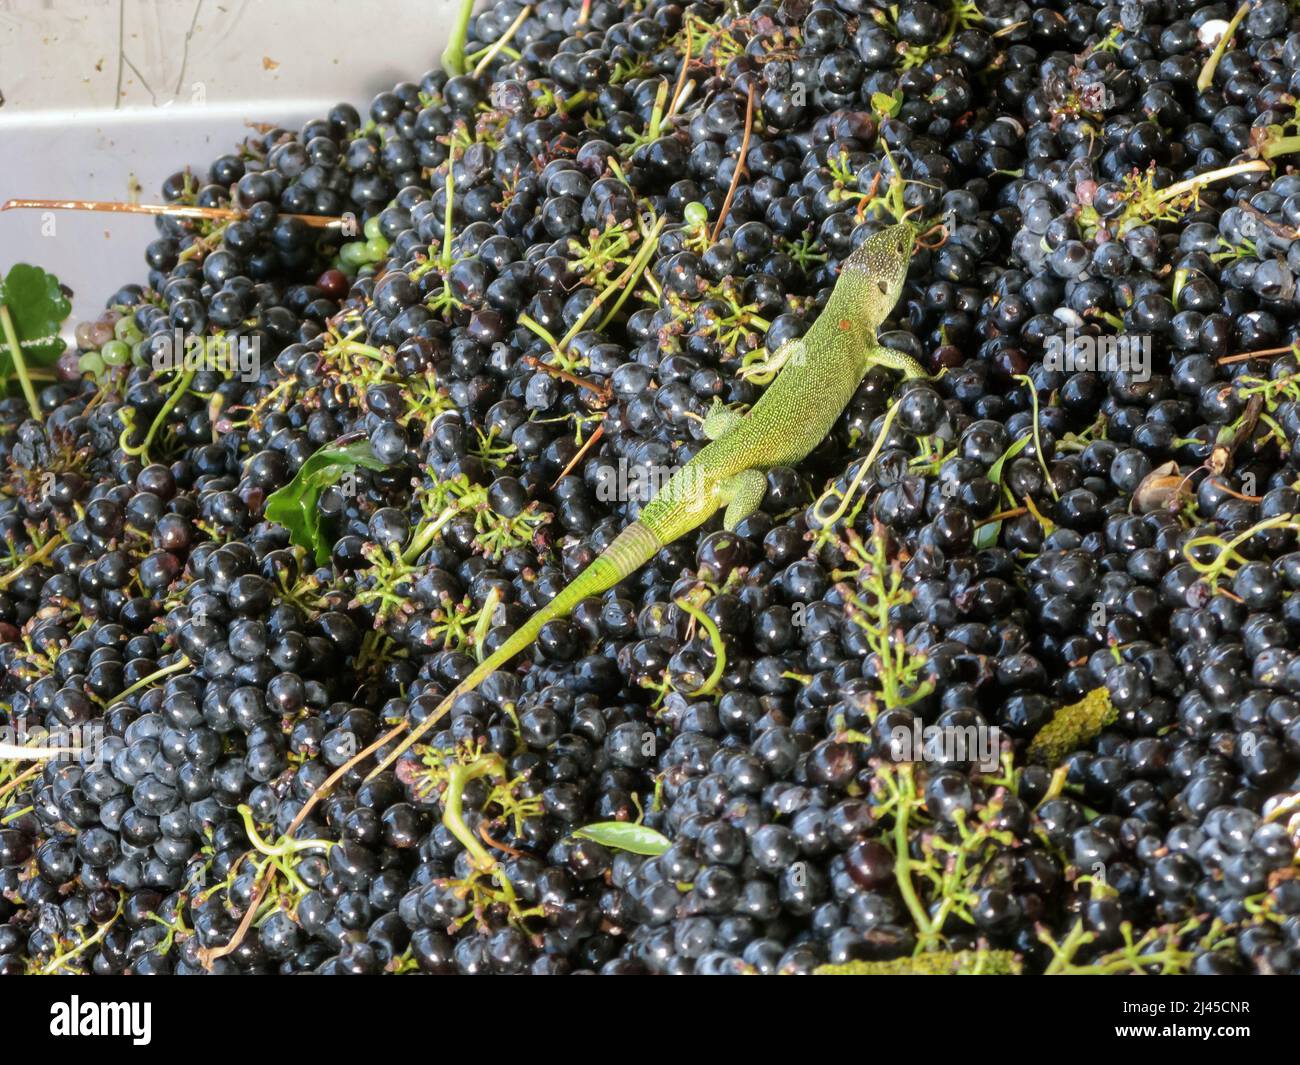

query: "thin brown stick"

left=710, top=82, right=755, bottom=244
left=975, top=506, right=1027, bottom=527
left=0, top=764, right=41, bottom=805
left=1210, top=392, right=1264, bottom=474
left=669, top=78, right=697, bottom=118
left=473, top=4, right=532, bottom=77
left=1207, top=478, right=1262, bottom=504
left=479, top=822, right=528, bottom=860
left=1238, top=200, right=1300, bottom=242
left=523, top=355, right=610, bottom=398
left=666, top=29, right=694, bottom=120
left=1, top=198, right=344, bottom=229
left=552, top=423, right=604, bottom=489
left=1218, top=343, right=1299, bottom=366
left=916, top=222, right=949, bottom=250
left=199, top=861, right=273, bottom=967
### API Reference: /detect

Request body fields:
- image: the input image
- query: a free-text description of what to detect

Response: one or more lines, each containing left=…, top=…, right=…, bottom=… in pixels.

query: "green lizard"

left=364, top=220, right=923, bottom=777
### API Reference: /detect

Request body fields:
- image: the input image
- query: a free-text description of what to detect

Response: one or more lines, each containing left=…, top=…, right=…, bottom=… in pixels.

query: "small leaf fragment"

left=263, top=436, right=389, bottom=565
left=573, top=821, right=671, bottom=856
left=986, top=433, right=1030, bottom=489
left=973, top=435, right=1031, bottom=548
left=870, top=90, right=903, bottom=118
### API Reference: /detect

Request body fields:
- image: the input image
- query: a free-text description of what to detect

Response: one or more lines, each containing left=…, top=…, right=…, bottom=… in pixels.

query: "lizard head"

left=835, top=220, right=915, bottom=326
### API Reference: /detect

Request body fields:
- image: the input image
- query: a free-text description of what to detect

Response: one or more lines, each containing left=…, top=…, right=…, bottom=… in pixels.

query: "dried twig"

left=552, top=423, right=605, bottom=489
left=710, top=82, right=756, bottom=244
left=1, top=198, right=343, bottom=228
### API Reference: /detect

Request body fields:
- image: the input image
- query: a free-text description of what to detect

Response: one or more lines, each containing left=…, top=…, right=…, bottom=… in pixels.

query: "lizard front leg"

left=865, top=342, right=929, bottom=380
left=720, top=468, right=767, bottom=531
left=702, top=398, right=745, bottom=441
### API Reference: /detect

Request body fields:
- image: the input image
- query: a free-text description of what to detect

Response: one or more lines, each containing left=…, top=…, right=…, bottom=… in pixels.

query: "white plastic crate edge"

left=0, top=0, right=462, bottom=327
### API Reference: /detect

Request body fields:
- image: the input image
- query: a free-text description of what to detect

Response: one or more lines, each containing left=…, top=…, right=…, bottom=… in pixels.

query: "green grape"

left=114, top=316, right=143, bottom=345
left=78, top=352, right=105, bottom=377
left=100, top=339, right=131, bottom=366
left=363, top=215, right=384, bottom=242
left=339, top=241, right=371, bottom=267
left=684, top=201, right=708, bottom=228
left=364, top=237, right=389, bottom=261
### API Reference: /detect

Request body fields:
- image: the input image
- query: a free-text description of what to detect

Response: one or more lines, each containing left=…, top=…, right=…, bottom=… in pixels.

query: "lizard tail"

left=368, top=520, right=662, bottom=778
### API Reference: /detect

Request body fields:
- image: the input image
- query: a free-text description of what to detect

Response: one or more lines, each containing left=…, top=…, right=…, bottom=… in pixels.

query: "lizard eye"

left=876, top=279, right=890, bottom=295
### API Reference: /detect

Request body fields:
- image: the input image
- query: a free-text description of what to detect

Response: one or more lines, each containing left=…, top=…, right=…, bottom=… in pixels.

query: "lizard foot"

left=721, top=468, right=767, bottom=531
left=702, top=399, right=744, bottom=441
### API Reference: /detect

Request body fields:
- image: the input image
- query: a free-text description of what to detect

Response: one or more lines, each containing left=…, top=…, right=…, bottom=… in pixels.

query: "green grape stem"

left=0, top=304, right=43, bottom=423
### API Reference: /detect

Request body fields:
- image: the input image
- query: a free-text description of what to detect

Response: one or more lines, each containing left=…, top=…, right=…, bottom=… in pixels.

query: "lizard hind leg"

left=720, top=468, right=767, bottom=531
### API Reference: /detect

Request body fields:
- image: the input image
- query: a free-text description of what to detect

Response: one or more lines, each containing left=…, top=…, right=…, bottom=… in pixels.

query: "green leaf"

left=973, top=434, right=1032, bottom=549
left=870, top=90, right=903, bottom=118
left=573, top=821, right=670, bottom=856
left=973, top=519, right=1000, bottom=550
left=985, top=432, right=1030, bottom=488
left=0, top=264, right=72, bottom=370
left=263, top=437, right=389, bottom=565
